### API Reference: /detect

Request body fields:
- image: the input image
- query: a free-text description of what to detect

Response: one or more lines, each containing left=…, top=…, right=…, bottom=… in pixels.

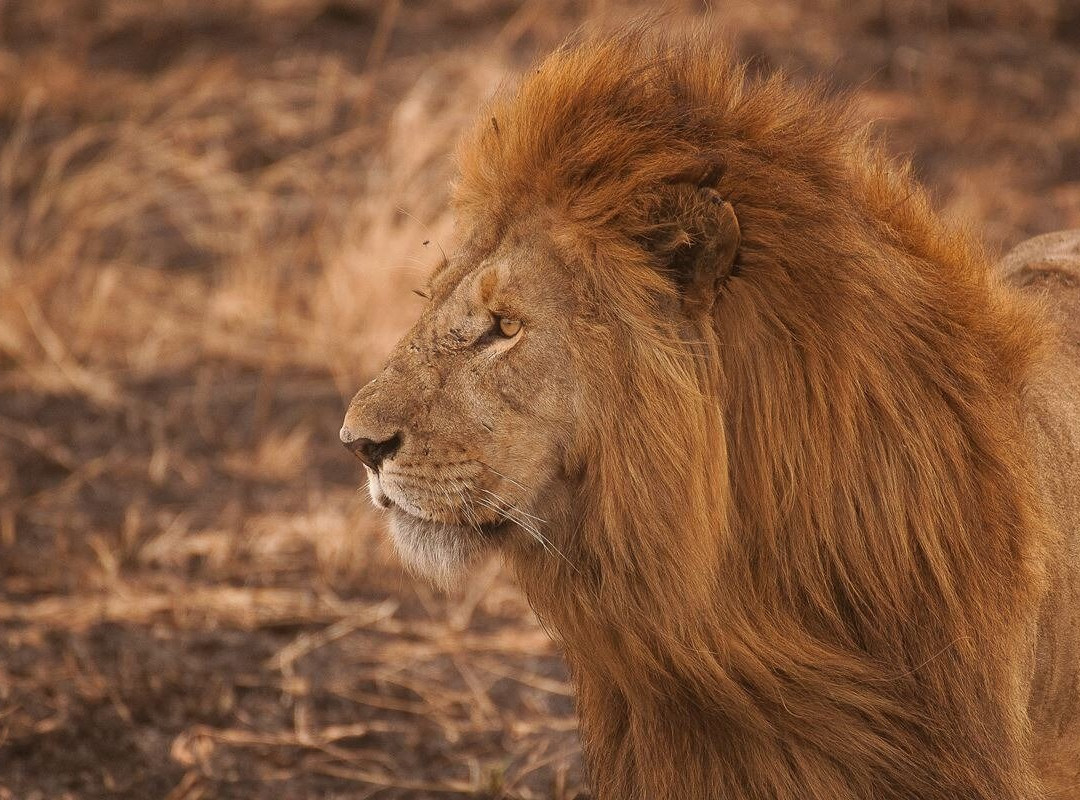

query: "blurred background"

left=0, top=1, right=1077, bottom=797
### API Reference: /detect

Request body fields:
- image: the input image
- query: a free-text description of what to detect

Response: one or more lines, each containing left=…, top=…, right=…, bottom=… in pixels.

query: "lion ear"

left=644, top=185, right=741, bottom=314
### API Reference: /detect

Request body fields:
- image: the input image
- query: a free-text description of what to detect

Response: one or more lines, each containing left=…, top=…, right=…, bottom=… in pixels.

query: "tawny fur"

left=454, top=32, right=1080, bottom=799
left=344, top=30, right=1080, bottom=800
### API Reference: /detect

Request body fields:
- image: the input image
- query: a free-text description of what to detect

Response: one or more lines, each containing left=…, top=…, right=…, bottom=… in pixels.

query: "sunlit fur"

left=446, top=30, right=1080, bottom=800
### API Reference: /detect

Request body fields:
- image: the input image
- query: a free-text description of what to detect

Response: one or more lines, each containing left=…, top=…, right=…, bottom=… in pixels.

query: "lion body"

left=454, top=35, right=1080, bottom=799
left=345, top=31, right=1080, bottom=800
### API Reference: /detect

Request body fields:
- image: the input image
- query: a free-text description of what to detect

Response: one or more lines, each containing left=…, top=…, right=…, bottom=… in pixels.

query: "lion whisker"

left=455, top=487, right=486, bottom=539
left=473, top=460, right=537, bottom=497
left=474, top=492, right=578, bottom=573
left=478, top=487, right=548, bottom=525
left=475, top=495, right=558, bottom=559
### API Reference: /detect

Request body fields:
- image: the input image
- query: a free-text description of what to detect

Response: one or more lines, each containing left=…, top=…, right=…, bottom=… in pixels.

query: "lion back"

left=1001, top=230, right=1080, bottom=794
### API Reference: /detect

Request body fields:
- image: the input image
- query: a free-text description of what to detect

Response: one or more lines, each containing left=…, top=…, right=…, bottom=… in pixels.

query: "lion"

left=340, top=31, right=1080, bottom=800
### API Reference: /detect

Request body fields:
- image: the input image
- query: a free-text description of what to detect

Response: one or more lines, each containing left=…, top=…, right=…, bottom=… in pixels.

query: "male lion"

left=341, top=32, right=1080, bottom=800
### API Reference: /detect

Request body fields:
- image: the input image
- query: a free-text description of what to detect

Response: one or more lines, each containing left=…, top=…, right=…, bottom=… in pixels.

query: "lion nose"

left=340, top=428, right=403, bottom=471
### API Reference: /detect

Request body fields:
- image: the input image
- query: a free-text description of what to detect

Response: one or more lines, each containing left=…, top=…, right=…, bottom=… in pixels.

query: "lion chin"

left=384, top=510, right=484, bottom=590
left=363, top=471, right=497, bottom=587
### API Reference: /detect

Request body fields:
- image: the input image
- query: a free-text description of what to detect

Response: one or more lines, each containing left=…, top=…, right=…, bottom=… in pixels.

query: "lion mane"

left=450, top=30, right=1080, bottom=800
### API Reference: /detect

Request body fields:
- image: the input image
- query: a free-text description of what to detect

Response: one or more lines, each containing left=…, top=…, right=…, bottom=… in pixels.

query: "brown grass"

left=0, top=1, right=1077, bottom=797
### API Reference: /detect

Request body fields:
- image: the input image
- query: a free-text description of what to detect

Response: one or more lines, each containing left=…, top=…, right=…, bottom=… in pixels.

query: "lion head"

left=339, top=235, right=580, bottom=586
left=340, top=29, right=1079, bottom=800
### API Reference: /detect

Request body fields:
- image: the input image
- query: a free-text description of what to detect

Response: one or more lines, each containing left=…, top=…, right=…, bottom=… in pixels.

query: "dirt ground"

left=1, top=1, right=1078, bottom=797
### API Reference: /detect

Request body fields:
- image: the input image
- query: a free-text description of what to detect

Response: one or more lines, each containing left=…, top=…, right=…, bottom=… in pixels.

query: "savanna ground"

left=1, top=1, right=1078, bottom=797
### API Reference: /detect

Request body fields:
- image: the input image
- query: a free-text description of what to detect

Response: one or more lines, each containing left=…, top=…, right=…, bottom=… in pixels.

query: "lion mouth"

left=370, top=488, right=393, bottom=510
left=376, top=489, right=510, bottom=538
left=393, top=503, right=509, bottom=537
left=366, top=470, right=512, bottom=538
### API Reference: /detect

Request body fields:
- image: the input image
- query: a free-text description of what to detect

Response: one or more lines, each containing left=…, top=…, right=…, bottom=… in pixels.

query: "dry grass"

left=0, top=1, right=1078, bottom=797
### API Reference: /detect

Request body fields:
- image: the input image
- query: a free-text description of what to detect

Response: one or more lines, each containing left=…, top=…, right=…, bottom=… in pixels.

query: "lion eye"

left=496, top=317, right=522, bottom=338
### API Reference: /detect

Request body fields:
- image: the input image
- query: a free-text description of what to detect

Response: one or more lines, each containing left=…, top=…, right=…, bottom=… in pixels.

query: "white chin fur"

left=385, top=510, right=482, bottom=589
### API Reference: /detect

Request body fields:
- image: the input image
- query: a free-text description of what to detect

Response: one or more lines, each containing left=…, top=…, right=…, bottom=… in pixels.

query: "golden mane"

left=452, top=30, right=1064, bottom=799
